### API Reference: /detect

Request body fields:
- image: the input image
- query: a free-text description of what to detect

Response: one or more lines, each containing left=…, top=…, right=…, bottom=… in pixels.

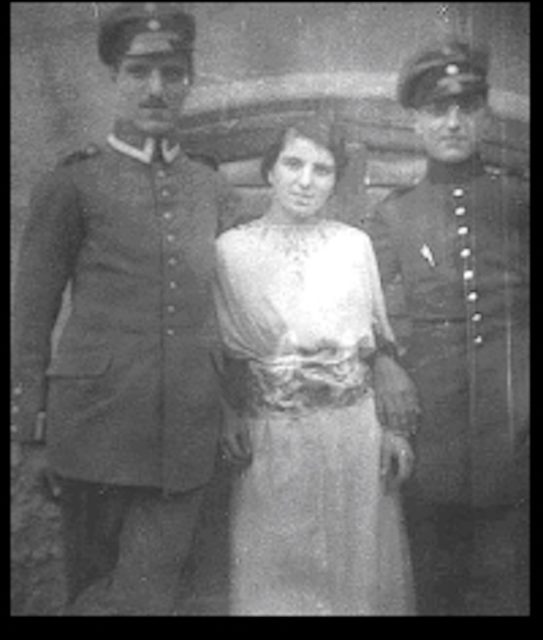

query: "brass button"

left=460, top=248, right=471, bottom=259
left=452, top=188, right=464, bottom=197
left=166, top=234, right=176, bottom=243
left=11, top=405, right=20, bottom=414
left=169, top=281, right=178, bottom=290
left=156, top=169, right=167, bottom=179
left=455, top=206, right=466, bottom=216
left=463, top=270, right=474, bottom=281
left=167, top=257, right=177, bottom=267
left=167, top=305, right=176, bottom=314
left=472, top=313, right=482, bottom=322
left=166, top=328, right=175, bottom=336
left=13, top=385, right=22, bottom=396
left=457, top=226, right=469, bottom=236
left=163, top=211, right=173, bottom=221
left=474, top=335, right=483, bottom=345
left=467, top=291, right=478, bottom=302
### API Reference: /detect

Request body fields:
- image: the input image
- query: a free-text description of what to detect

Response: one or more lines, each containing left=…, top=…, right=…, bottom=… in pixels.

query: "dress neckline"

left=251, top=216, right=335, bottom=232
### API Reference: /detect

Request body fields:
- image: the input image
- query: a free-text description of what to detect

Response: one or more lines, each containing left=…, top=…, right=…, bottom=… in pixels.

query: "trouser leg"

left=403, top=498, right=473, bottom=616
left=405, top=497, right=528, bottom=616
left=59, top=479, right=129, bottom=605
left=465, top=505, right=529, bottom=615
left=186, top=454, right=232, bottom=615
left=67, top=485, right=205, bottom=616
left=515, top=500, right=530, bottom=615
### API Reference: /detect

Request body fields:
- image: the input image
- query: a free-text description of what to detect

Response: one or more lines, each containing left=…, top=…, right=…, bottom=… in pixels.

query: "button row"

left=12, top=385, right=22, bottom=427
left=452, top=189, right=483, bottom=346
left=163, top=188, right=179, bottom=325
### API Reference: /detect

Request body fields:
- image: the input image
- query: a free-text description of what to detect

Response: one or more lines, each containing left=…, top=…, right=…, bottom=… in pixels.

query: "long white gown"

left=214, top=218, right=414, bottom=616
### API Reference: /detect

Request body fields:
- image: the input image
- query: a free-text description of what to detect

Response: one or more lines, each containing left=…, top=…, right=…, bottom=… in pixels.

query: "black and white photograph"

left=11, top=2, right=529, bottom=616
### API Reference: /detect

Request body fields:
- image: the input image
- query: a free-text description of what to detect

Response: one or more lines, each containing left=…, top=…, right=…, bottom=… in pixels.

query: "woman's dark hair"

left=260, top=115, right=349, bottom=186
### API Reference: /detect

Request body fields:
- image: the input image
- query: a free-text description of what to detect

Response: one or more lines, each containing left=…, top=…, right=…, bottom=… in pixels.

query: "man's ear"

left=479, top=104, right=493, bottom=136
left=411, top=109, right=423, bottom=136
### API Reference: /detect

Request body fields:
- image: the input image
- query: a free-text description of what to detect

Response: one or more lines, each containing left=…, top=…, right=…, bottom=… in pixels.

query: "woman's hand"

left=380, top=431, right=415, bottom=493
left=220, top=400, right=252, bottom=465
left=373, top=354, right=420, bottom=434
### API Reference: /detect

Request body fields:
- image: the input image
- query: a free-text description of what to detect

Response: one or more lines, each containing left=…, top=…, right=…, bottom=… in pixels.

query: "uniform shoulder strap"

left=58, top=144, right=101, bottom=167
left=484, top=163, right=529, bottom=182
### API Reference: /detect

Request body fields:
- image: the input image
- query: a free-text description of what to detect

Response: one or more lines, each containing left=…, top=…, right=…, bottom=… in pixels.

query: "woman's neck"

left=264, top=202, right=324, bottom=227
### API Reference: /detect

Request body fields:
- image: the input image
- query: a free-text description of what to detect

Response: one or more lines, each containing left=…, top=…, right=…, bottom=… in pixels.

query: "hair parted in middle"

left=260, top=114, right=349, bottom=186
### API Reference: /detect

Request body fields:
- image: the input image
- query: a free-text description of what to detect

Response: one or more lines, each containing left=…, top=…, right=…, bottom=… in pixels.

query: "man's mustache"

left=139, top=100, right=169, bottom=109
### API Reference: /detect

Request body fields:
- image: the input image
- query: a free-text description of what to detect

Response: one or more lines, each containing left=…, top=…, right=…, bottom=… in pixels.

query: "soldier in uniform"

left=364, top=40, right=530, bottom=615
left=11, top=3, right=239, bottom=615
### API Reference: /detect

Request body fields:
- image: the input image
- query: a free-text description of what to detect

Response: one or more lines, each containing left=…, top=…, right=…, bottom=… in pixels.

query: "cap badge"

left=148, top=19, right=161, bottom=31
left=446, top=64, right=460, bottom=75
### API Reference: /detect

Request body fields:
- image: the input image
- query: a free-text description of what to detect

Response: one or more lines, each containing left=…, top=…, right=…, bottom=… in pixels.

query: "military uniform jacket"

left=11, top=122, right=240, bottom=493
left=365, top=156, right=529, bottom=506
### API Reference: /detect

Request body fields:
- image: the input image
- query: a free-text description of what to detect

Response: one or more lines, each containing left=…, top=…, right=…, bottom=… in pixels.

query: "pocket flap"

left=46, top=351, right=112, bottom=377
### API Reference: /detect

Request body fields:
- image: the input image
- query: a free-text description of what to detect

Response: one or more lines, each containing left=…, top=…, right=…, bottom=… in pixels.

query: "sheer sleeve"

left=213, top=235, right=256, bottom=358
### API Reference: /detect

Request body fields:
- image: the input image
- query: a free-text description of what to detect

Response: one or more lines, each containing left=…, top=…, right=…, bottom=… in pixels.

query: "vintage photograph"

left=11, top=2, right=529, bottom=616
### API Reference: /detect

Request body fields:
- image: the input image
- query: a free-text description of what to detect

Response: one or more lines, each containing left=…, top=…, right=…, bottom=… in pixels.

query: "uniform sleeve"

left=362, top=234, right=397, bottom=345
left=214, top=173, right=245, bottom=237
left=362, top=198, right=401, bottom=287
left=11, top=167, right=85, bottom=443
left=515, top=180, right=530, bottom=284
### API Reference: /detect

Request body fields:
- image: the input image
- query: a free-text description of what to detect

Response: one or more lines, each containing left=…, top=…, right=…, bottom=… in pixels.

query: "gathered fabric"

left=243, top=346, right=372, bottom=415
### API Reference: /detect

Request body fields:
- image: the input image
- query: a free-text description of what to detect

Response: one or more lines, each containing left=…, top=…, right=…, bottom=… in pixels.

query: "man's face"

left=112, top=54, right=192, bottom=136
left=412, top=94, right=490, bottom=163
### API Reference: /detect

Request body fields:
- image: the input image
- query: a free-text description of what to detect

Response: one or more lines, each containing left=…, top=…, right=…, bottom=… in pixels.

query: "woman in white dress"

left=213, top=116, right=416, bottom=615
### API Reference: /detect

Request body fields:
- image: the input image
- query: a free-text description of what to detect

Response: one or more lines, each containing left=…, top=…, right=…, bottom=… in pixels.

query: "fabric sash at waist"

left=244, top=348, right=372, bottom=415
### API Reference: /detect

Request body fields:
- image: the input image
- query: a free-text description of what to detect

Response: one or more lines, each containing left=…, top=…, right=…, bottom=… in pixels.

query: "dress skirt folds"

left=214, top=219, right=414, bottom=615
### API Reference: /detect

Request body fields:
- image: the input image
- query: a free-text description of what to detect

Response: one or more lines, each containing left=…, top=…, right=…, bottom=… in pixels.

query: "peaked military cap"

left=397, top=39, right=490, bottom=109
left=98, top=2, right=196, bottom=67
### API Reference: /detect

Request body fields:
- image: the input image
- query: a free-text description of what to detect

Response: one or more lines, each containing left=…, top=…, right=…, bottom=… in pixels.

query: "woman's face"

left=268, top=132, right=336, bottom=221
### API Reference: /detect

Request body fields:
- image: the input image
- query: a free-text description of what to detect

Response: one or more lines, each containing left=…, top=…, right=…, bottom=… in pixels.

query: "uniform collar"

left=427, top=154, right=486, bottom=184
left=107, top=119, right=181, bottom=164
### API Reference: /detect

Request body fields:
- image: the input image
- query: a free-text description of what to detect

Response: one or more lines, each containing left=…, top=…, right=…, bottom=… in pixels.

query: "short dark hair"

left=260, top=115, right=348, bottom=186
